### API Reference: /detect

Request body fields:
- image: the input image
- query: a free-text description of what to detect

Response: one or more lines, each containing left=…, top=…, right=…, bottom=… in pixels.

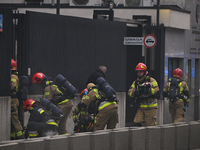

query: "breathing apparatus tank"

left=54, top=74, right=78, bottom=99
left=40, top=98, right=63, bottom=120
left=19, top=76, right=28, bottom=102
left=96, top=77, right=118, bottom=102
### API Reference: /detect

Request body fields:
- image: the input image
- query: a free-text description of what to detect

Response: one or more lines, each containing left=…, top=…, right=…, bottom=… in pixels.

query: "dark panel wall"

left=126, top=26, right=143, bottom=124
left=0, top=8, right=13, bottom=96
left=23, top=11, right=127, bottom=94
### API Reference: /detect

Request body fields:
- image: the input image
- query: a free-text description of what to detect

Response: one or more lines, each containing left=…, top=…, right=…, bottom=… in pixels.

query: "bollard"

left=129, top=127, right=146, bottom=150
left=109, top=128, right=129, bottom=150
left=188, top=121, right=200, bottom=149
left=160, top=125, right=175, bottom=150
left=175, top=124, right=189, bottom=150
left=90, top=131, right=109, bottom=150
left=145, top=126, right=161, bottom=150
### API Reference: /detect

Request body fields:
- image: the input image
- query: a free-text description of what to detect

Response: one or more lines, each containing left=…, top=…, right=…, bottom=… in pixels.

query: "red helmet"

left=32, top=72, right=45, bottom=84
left=173, top=68, right=182, bottom=78
left=23, top=99, right=35, bottom=110
left=11, top=59, right=17, bottom=70
left=80, top=88, right=88, bottom=97
left=135, top=63, right=148, bottom=75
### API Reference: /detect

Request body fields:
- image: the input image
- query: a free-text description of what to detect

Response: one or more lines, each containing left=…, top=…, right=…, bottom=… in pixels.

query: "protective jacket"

left=162, top=78, right=190, bottom=123
left=162, top=78, right=190, bottom=106
left=43, top=80, right=73, bottom=135
left=128, top=75, right=159, bottom=109
left=86, top=69, right=105, bottom=85
left=83, top=87, right=118, bottom=131
left=25, top=102, right=58, bottom=138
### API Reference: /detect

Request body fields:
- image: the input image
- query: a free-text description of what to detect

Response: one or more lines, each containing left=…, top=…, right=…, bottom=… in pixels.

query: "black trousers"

left=25, top=122, right=58, bottom=138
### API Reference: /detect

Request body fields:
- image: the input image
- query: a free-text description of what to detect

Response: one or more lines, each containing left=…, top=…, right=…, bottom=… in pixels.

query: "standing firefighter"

left=10, top=59, right=24, bottom=140
left=128, top=63, right=159, bottom=127
left=32, top=73, right=75, bottom=135
left=162, top=68, right=190, bottom=123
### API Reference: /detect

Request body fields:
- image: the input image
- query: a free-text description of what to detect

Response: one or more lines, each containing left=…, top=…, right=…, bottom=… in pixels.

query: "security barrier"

left=0, top=121, right=200, bottom=150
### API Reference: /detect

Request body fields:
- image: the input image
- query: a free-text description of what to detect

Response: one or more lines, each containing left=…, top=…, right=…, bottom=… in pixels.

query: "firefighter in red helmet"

left=23, top=99, right=58, bottom=139
left=32, top=72, right=73, bottom=135
left=162, top=68, right=190, bottom=123
left=128, top=62, right=159, bottom=127
left=10, top=59, right=24, bottom=140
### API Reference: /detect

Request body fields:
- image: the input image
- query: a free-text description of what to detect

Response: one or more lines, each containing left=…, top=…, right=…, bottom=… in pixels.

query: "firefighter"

left=23, top=99, right=58, bottom=139
left=128, top=62, right=159, bottom=127
left=83, top=83, right=118, bottom=131
left=86, top=66, right=107, bottom=85
left=32, top=72, right=73, bottom=135
left=73, top=88, right=94, bottom=132
left=10, top=59, right=24, bottom=140
left=162, top=68, right=190, bottom=123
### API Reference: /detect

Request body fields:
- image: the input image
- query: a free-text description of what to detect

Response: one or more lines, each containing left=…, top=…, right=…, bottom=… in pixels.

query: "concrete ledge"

left=146, top=126, right=161, bottom=150
left=68, top=133, right=90, bottom=150
left=188, top=121, right=200, bottom=149
left=0, top=143, right=19, bottom=150
left=110, top=128, right=129, bottom=150
left=90, top=131, right=109, bottom=150
left=44, top=136, right=68, bottom=150
left=160, top=125, right=175, bottom=150
left=175, top=124, right=189, bottom=150
left=129, top=127, right=146, bottom=150
left=19, top=139, right=44, bottom=150
left=0, top=96, right=11, bottom=142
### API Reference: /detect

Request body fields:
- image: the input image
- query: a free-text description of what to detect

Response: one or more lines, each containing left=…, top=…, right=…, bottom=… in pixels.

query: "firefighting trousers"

left=94, top=106, right=118, bottom=131
left=25, top=122, right=58, bottom=139
left=169, top=99, right=184, bottom=123
left=133, top=108, right=157, bottom=127
left=11, top=98, right=24, bottom=139
left=57, top=100, right=73, bottom=135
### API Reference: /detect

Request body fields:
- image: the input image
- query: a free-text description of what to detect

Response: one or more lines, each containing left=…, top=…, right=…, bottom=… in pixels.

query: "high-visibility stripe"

left=151, top=81, right=158, bottom=87
left=131, top=84, right=135, bottom=88
left=151, top=88, right=155, bottom=95
left=98, top=102, right=116, bottom=111
left=46, top=122, right=58, bottom=126
left=80, top=111, right=86, bottom=115
left=11, top=78, right=16, bottom=82
left=16, top=131, right=23, bottom=137
left=29, top=133, right=38, bottom=137
left=140, top=103, right=157, bottom=108
left=44, top=92, right=50, bottom=96
left=60, top=133, right=68, bottom=135
left=38, top=108, right=44, bottom=114
left=58, top=99, right=69, bottom=105
left=10, top=133, right=15, bottom=138
left=52, top=84, right=63, bottom=94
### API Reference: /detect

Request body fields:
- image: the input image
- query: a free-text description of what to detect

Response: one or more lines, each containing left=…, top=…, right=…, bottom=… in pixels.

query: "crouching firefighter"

left=32, top=73, right=77, bottom=135
left=83, top=77, right=118, bottom=131
left=128, top=63, right=159, bottom=127
left=162, top=68, right=190, bottom=123
left=73, top=88, right=94, bottom=133
left=23, top=99, right=60, bottom=139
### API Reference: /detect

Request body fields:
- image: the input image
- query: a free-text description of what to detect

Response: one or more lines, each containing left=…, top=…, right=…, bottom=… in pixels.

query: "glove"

left=184, top=105, right=187, bottom=112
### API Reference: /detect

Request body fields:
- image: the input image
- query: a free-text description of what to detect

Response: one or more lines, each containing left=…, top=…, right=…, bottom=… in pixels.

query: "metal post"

left=157, top=0, right=160, bottom=27
left=56, top=0, right=60, bottom=15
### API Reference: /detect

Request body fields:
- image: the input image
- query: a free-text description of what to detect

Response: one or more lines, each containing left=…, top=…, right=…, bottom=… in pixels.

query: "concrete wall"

left=0, top=97, right=11, bottom=141
left=0, top=121, right=200, bottom=150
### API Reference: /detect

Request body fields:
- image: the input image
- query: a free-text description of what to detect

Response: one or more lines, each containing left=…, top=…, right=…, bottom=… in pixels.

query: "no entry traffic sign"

left=143, top=34, right=157, bottom=48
